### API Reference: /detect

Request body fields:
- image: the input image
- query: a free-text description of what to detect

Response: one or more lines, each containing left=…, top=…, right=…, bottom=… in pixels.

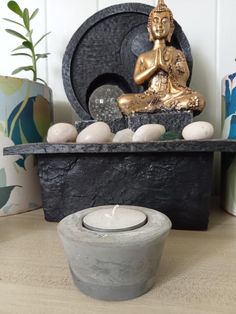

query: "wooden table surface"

left=0, top=206, right=235, bottom=314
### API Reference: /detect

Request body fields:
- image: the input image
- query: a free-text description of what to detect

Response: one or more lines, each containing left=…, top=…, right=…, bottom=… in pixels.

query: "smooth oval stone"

left=76, top=122, right=112, bottom=143
left=132, top=124, right=166, bottom=142
left=47, top=123, right=78, bottom=143
left=113, top=129, right=134, bottom=143
left=182, top=121, right=214, bottom=140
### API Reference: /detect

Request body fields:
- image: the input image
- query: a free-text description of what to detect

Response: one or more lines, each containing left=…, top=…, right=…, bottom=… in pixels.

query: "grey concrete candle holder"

left=58, top=205, right=172, bottom=301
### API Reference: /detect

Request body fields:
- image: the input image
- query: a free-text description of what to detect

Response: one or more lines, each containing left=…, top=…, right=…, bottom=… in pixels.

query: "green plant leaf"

left=23, top=8, right=30, bottom=30
left=160, top=131, right=183, bottom=141
left=12, top=44, right=27, bottom=51
left=22, top=41, right=33, bottom=50
left=7, top=1, right=23, bottom=17
left=30, top=8, right=39, bottom=20
left=5, top=29, right=27, bottom=41
left=12, top=66, right=34, bottom=75
left=36, top=78, right=47, bottom=85
left=34, top=32, right=51, bottom=47
left=36, top=53, right=50, bottom=60
left=11, top=52, right=31, bottom=57
left=26, top=29, right=33, bottom=37
left=3, top=18, right=23, bottom=27
left=5, top=3, right=51, bottom=83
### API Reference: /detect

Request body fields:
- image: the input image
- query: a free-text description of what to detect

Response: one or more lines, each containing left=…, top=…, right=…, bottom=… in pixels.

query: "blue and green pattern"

left=0, top=76, right=52, bottom=215
left=222, top=72, right=236, bottom=139
left=222, top=72, right=236, bottom=216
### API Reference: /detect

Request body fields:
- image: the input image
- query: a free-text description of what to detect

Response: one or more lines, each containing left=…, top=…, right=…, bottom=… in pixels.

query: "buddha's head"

left=148, top=0, right=175, bottom=42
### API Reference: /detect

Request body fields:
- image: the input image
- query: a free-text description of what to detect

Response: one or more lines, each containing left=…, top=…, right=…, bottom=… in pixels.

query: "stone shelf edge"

left=4, top=139, right=236, bottom=155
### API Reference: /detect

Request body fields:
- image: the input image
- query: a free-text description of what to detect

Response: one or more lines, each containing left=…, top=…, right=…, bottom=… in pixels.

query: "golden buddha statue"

left=117, top=0, right=205, bottom=115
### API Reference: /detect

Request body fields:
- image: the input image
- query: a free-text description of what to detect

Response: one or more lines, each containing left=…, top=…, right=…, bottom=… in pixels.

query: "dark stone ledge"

left=4, top=139, right=236, bottom=156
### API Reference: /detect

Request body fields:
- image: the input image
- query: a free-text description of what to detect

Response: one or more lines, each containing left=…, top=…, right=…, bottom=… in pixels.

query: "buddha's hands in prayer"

left=134, top=48, right=173, bottom=85
left=154, top=48, right=172, bottom=72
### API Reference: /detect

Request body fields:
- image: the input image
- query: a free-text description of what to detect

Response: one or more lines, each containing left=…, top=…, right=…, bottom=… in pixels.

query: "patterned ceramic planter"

left=222, top=72, right=236, bottom=139
left=0, top=76, right=53, bottom=216
left=222, top=72, right=236, bottom=216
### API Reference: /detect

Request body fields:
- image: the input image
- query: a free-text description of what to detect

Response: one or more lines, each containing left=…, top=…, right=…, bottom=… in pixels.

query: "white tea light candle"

left=83, top=205, right=147, bottom=232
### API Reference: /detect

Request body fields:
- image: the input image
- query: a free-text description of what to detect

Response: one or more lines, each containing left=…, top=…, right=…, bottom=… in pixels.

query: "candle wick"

left=112, top=204, right=119, bottom=217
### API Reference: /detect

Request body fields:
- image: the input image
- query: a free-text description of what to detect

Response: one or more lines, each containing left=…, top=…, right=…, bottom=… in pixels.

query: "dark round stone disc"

left=62, top=3, right=193, bottom=120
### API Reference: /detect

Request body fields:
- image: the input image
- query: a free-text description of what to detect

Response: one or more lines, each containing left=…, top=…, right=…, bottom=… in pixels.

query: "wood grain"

left=0, top=206, right=236, bottom=313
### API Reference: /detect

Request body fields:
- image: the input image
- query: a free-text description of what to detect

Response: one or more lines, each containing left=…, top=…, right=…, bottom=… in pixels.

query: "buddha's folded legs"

left=117, top=93, right=160, bottom=115
left=117, top=91, right=205, bottom=115
left=162, top=91, right=205, bottom=112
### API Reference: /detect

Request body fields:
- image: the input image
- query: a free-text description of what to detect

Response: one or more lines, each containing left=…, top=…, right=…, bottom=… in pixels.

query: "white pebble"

left=76, top=122, right=112, bottom=143
left=113, top=129, right=134, bottom=143
left=47, top=123, right=78, bottom=143
left=182, top=121, right=214, bottom=140
left=132, top=124, right=166, bottom=142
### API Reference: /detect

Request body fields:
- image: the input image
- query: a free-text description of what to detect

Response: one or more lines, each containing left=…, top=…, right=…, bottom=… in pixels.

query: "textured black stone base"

left=126, top=112, right=193, bottom=131
left=35, top=151, right=212, bottom=230
left=5, top=140, right=236, bottom=230
left=220, top=152, right=235, bottom=210
left=75, top=117, right=126, bottom=134
left=75, top=112, right=193, bottom=134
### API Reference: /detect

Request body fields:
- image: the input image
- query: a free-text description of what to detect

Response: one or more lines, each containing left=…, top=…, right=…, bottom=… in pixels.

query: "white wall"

left=1, top=0, right=236, bottom=136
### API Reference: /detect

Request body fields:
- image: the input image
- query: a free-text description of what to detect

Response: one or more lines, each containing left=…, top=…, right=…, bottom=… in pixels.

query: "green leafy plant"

left=4, top=1, right=50, bottom=84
